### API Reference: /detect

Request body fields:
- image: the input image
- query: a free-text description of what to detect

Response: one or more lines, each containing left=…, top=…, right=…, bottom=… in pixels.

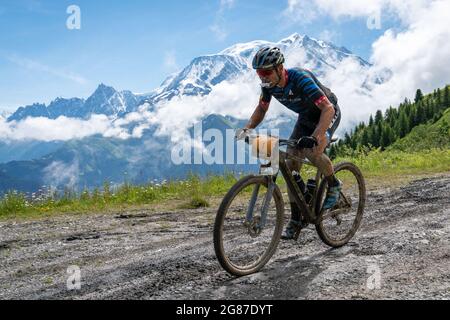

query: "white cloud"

left=7, top=54, right=88, bottom=85
left=210, top=23, right=228, bottom=42
left=370, top=0, right=450, bottom=96
left=210, top=0, right=236, bottom=41
left=43, top=160, right=79, bottom=189
left=4, top=0, right=449, bottom=145
left=149, top=71, right=293, bottom=144
left=318, top=29, right=339, bottom=43
left=220, top=0, right=235, bottom=11
left=283, top=0, right=450, bottom=130
left=283, top=0, right=433, bottom=24
left=283, top=0, right=320, bottom=24
left=164, top=50, right=179, bottom=72
left=0, top=104, right=158, bottom=142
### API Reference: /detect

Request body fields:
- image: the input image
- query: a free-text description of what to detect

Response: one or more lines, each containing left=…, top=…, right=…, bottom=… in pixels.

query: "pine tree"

left=414, top=89, right=424, bottom=103
left=377, top=122, right=383, bottom=147
left=436, top=88, right=442, bottom=110
left=371, top=125, right=379, bottom=147
left=329, top=144, right=337, bottom=160
left=410, top=103, right=418, bottom=128
left=369, top=115, right=374, bottom=127
left=385, top=107, right=396, bottom=127
left=444, top=85, right=449, bottom=108
left=426, top=99, right=434, bottom=121
left=398, top=110, right=409, bottom=138
left=375, top=110, right=383, bottom=124
left=380, top=125, right=390, bottom=149
left=350, top=134, right=358, bottom=149
left=387, top=126, right=396, bottom=145
left=415, top=102, right=424, bottom=126
left=344, top=132, right=351, bottom=146
left=361, top=129, right=370, bottom=146
left=359, top=122, right=366, bottom=131
left=404, top=100, right=412, bottom=118
left=432, top=97, right=439, bottom=116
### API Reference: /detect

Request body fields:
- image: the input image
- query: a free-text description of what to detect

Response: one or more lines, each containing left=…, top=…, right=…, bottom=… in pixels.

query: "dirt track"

left=0, top=174, right=449, bottom=300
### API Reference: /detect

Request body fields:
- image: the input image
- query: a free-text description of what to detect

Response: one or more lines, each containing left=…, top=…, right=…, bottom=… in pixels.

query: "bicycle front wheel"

left=213, top=175, right=284, bottom=276
left=315, top=162, right=366, bottom=248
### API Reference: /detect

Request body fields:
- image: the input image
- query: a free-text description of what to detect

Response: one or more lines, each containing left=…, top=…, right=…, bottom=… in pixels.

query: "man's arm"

left=245, top=99, right=270, bottom=129
left=312, top=96, right=335, bottom=139
left=295, top=71, right=334, bottom=138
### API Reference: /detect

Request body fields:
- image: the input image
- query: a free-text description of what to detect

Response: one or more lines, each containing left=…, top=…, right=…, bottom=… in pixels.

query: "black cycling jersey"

left=260, top=68, right=338, bottom=127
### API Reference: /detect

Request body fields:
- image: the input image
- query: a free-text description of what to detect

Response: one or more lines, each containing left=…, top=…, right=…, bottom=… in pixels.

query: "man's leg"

left=281, top=119, right=309, bottom=240
left=286, top=118, right=308, bottom=223
left=305, top=106, right=342, bottom=208
left=303, top=139, right=336, bottom=182
left=286, top=145, right=305, bottom=222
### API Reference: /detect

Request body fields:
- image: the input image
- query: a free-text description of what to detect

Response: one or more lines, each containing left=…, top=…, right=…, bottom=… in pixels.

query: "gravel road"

left=0, top=174, right=449, bottom=300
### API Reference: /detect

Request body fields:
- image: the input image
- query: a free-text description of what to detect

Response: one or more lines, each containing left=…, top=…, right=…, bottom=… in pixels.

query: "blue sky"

left=0, top=0, right=398, bottom=112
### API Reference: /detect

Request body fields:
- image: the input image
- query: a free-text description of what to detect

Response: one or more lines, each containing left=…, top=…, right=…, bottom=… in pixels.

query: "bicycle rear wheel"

left=315, top=162, right=366, bottom=248
left=213, top=175, right=284, bottom=276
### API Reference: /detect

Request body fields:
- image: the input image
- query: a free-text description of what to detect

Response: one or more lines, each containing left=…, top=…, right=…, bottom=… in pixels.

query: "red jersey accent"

left=314, top=95, right=327, bottom=106
left=259, top=98, right=270, bottom=112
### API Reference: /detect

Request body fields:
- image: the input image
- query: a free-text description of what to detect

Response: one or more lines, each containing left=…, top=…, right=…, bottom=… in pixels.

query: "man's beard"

left=260, top=70, right=281, bottom=89
left=260, top=81, right=274, bottom=89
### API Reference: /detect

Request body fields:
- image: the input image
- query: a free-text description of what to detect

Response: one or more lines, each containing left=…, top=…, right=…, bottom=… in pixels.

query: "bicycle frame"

left=279, top=150, right=320, bottom=223
left=245, top=148, right=322, bottom=231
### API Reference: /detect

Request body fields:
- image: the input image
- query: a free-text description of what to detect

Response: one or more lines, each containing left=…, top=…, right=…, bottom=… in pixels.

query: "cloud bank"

left=284, top=0, right=450, bottom=131
left=2, top=0, right=448, bottom=142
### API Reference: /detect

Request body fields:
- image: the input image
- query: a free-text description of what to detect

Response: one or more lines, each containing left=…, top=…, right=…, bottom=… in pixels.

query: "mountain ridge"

left=6, top=33, right=371, bottom=123
left=0, top=33, right=377, bottom=195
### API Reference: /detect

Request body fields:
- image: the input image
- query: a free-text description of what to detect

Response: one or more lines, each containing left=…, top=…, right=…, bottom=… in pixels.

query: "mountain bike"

left=213, top=134, right=366, bottom=276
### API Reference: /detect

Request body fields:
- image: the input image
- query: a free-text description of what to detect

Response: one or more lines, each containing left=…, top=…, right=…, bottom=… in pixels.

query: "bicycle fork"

left=245, top=176, right=276, bottom=235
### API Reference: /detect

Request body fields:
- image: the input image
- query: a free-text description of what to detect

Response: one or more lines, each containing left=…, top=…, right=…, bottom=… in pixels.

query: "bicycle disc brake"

left=245, top=216, right=262, bottom=238
left=328, top=194, right=352, bottom=225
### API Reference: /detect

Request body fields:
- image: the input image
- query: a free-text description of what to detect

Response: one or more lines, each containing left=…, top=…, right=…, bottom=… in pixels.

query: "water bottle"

left=292, top=171, right=306, bottom=194
left=305, top=179, right=317, bottom=204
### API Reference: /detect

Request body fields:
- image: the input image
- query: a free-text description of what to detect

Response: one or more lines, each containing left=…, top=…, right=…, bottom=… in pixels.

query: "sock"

left=290, top=202, right=301, bottom=222
left=326, top=174, right=339, bottom=187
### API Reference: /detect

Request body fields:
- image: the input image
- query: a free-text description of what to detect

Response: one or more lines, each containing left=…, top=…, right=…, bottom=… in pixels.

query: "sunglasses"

left=256, top=69, right=275, bottom=77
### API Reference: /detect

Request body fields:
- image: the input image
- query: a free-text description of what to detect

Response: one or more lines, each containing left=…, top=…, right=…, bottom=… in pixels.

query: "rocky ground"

left=0, top=174, right=449, bottom=300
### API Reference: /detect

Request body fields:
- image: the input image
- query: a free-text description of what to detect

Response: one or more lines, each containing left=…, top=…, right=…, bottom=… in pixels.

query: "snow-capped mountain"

left=80, top=84, right=144, bottom=118
left=7, top=84, right=151, bottom=122
left=7, top=103, right=49, bottom=122
left=0, top=110, right=12, bottom=120
left=149, top=33, right=371, bottom=104
left=220, top=33, right=369, bottom=69
left=47, top=97, right=85, bottom=119
left=150, top=55, right=248, bottom=103
left=0, top=33, right=380, bottom=195
left=7, top=33, right=371, bottom=123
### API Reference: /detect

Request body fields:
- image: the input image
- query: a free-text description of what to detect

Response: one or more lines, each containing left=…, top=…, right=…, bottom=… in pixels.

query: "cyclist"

left=238, top=46, right=342, bottom=240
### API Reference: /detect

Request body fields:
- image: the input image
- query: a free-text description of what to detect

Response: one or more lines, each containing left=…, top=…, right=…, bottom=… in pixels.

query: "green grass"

left=389, top=108, right=450, bottom=152
left=0, top=173, right=238, bottom=220
left=335, top=148, right=450, bottom=177
left=273, top=147, right=450, bottom=190
left=1, top=148, right=449, bottom=220
left=180, top=195, right=210, bottom=209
